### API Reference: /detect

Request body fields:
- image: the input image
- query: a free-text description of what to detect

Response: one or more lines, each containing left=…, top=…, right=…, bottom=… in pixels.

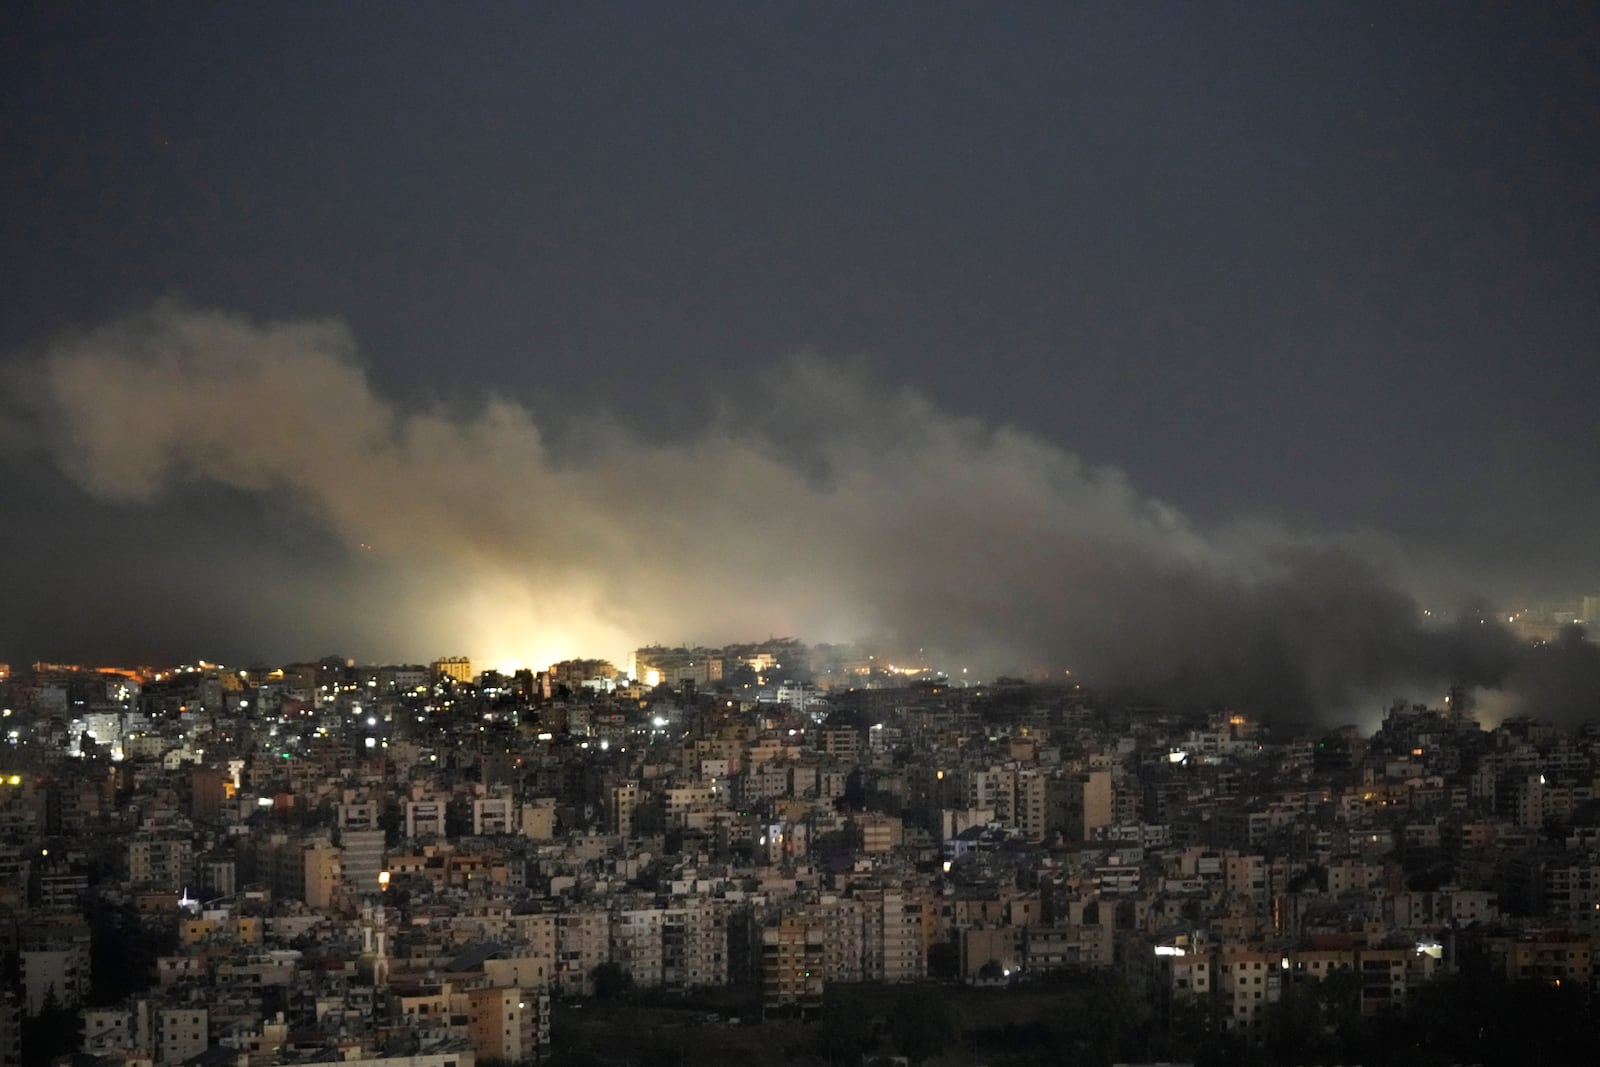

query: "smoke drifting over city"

left=11, top=304, right=1599, bottom=723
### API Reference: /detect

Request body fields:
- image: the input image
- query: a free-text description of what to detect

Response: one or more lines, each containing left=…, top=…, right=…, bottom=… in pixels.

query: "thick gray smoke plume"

left=11, top=304, right=1598, bottom=722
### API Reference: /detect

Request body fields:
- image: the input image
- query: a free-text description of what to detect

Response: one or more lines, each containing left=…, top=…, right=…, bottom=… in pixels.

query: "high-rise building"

left=465, top=986, right=548, bottom=1063
left=861, top=888, right=926, bottom=982
left=80, top=1006, right=139, bottom=1058
left=1016, top=769, right=1050, bottom=841
left=662, top=900, right=728, bottom=990
left=519, top=798, right=557, bottom=841
left=611, top=907, right=665, bottom=987
left=127, top=834, right=194, bottom=890
left=338, top=828, right=387, bottom=897
left=554, top=910, right=610, bottom=996
left=472, top=795, right=514, bottom=836
left=609, top=783, right=641, bottom=836
left=20, top=943, right=90, bottom=1015
left=194, top=854, right=236, bottom=899
left=248, top=834, right=342, bottom=908
left=405, top=799, right=446, bottom=839
left=762, top=917, right=824, bottom=1013
left=0, top=991, right=22, bottom=1062
left=157, top=1006, right=207, bottom=1066
left=303, top=842, right=342, bottom=910
left=189, top=766, right=230, bottom=822
left=1052, top=770, right=1113, bottom=842
left=627, top=646, right=724, bottom=687
left=431, top=656, right=473, bottom=684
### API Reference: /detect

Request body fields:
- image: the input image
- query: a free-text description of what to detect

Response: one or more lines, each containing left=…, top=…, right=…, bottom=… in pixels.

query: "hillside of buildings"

left=0, top=644, right=1598, bottom=1066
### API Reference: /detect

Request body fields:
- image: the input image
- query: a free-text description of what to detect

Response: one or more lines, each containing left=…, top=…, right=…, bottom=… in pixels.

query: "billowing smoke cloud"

left=9, top=304, right=1598, bottom=722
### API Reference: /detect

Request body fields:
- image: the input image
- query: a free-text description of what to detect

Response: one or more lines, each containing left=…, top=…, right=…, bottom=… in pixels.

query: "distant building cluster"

left=1502, top=593, right=1600, bottom=643
left=0, top=627, right=1599, bottom=1064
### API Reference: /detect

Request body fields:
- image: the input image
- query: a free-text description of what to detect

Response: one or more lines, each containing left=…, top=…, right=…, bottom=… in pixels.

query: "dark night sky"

left=1, top=2, right=1598, bottom=670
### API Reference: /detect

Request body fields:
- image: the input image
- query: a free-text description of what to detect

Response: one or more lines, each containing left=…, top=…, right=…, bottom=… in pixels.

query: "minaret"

left=360, top=903, right=390, bottom=986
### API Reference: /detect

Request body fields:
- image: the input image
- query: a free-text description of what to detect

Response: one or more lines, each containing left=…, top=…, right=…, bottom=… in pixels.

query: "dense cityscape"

left=7, top=5, right=1600, bottom=1067
left=0, top=601, right=1597, bottom=1066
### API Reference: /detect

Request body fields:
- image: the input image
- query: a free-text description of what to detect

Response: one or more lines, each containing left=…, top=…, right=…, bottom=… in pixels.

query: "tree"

left=813, top=822, right=864, bottom=856
left=89, top=897, right=175, bottom=1005
left=927, top=941, right=960, bottom=981
left=632, top=797, right=668, bottom=836
left=1317, top=965, right=1365, bottom=1050
left=1160, top=991, right=1226, bottom=1064
left=541, top=1052, right=606, bottom=1067
left=1263, top=975, right=1323, bottom=1064
left=888, top=992, right=963, bottom=1064
left=1081, top=971, right=1145, bottom=1064
left=638, top=1035, right=689, bottom=1067
left=815, top=985, right=876, bottom=1066
left=1285, top=863, right=1327, bottom=894
left=21, top=987, right=80, bottom=1066
left=591, top=961, right=635, bottom=1000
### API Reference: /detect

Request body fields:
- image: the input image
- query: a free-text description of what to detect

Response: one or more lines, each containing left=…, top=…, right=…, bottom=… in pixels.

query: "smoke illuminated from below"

left=10, top=303, right=1599, bottom=722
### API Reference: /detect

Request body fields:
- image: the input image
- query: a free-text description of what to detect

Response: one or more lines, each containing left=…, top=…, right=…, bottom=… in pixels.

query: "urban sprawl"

left=1, top=619, right=1600, bottom=1066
